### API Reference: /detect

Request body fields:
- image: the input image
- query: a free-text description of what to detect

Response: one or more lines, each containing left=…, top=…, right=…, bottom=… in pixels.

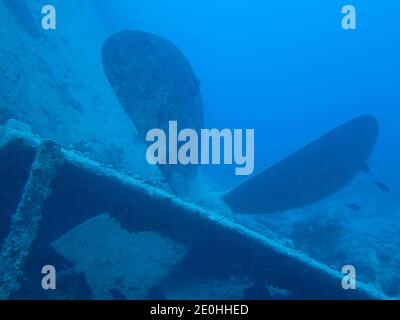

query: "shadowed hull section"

left=223, top=115, right=379, bottom=214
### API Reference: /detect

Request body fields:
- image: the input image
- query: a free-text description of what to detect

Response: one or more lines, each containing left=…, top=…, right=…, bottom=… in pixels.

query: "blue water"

left=93, top=0, right=400, bottom=187
left=1, top=0, right=400, bottom=300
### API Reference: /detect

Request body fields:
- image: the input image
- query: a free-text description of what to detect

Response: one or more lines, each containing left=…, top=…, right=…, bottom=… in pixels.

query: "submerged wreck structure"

left=0, top=121, right=386, bottom=299
left=102, top=30, right=204, bottom=195
left=0, top=0, right=388, bottom=300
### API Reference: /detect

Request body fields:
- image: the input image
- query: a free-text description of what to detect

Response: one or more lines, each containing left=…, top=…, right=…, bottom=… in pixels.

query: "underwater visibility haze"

left=0, top=0, right=400, bottom=300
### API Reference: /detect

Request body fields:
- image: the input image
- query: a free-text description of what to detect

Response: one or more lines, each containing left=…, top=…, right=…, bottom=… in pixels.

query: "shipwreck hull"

left=0, top=122, right=386, bottom=300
